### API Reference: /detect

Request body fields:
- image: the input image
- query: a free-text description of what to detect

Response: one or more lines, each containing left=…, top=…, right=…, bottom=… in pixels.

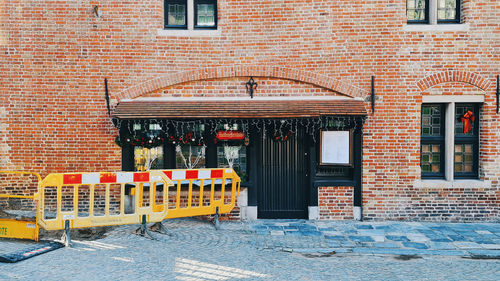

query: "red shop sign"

left=216, top=130, right=245, bottom=140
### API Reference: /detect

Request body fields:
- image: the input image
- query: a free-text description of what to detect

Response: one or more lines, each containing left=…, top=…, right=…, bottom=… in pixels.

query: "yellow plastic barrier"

left=0, top=171, right=41, bottom=241
left=159, top=168, right=241, bottom=220
left=1, top=168, right=239, bottom=242
left=37, top=171, right=173, bottom=231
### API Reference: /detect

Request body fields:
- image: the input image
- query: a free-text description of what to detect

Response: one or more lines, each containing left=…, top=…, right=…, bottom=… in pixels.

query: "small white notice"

left=320, top=131, right=352, bottom=165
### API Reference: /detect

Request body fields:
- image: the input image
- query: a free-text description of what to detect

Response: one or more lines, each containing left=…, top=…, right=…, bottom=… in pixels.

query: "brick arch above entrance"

left=114, top=65, right=367, bottom=102
left=416, top=70, right=491, bottom=92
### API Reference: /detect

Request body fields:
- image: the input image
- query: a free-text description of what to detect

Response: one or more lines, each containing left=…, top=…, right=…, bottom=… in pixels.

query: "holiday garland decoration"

left=460, top=110, right=475, bottom=134
left=113, top=116, right=365, bottom=148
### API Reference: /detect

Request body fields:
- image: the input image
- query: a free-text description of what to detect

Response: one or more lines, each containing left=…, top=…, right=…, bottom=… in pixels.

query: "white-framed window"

left=407, top=0, right=460, bottom=24
left=164, top=0, right=217, bottom=30
left=420, top=96, right=482, bottom=181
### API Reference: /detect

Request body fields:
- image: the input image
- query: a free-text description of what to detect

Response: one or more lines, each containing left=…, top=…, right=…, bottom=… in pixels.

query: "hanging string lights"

left=113, top=116, right=365, bottom=148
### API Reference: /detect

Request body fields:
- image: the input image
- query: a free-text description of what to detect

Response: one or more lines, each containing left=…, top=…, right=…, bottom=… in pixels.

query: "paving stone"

left=371, top=235, right=385, bottom=242
left=349, top=236, right=374, bottom=242
left=403, top=242, right=429, bottom=249
left=453, top=242, right=481, bottom=249
left=475, top=230, right=492, bottom=235
left=268, top=225, right=284, bottom=231
left=448, top=234, right=467, bottom=241
left=429, top=242, right=456, bottom=250
left=326, top=240, right=341, bottom=247
left=430, top=237, right=453, bottom=242
left=323, top=231, right=343, bottom=236
left=325, top=235, right=345, bottom=240
left=372, top=242, right=401, bottom=248
left=425, top=250, right=470, bottom=256
left=341, top=241, right=356, bottom=247
left=358, top=229, right=385, bottom=236
left=386, top=235, right=410, bottom=242
left=467, top=249, right=500, bottom=258
left=354, top=224, right=374, bottom=229
left=301, top=231, right=323, bottom=237
left=284, top=231, right=302, bottom=236
left=407, top=234, right=430, bottom=242
left=478, top=244, right=500, bottom=249
left=473, top=239, right=495, bottom=244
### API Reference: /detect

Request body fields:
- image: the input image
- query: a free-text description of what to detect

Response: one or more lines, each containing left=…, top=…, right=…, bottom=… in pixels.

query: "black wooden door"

left=257, top=130, right=309, bottom=219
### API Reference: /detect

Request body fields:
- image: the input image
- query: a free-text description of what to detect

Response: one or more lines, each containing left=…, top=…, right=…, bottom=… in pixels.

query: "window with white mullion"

left=421, top=101, right=480, bottom=181
left=407, top=0, right=460, bottom=24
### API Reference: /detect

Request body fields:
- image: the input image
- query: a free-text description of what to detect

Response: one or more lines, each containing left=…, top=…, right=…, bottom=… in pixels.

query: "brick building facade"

left=1, top=1, right=499, bottom=221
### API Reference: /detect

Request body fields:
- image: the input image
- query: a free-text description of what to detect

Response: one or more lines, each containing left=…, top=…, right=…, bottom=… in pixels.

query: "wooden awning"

left=112, top=99, right=367, bottom=119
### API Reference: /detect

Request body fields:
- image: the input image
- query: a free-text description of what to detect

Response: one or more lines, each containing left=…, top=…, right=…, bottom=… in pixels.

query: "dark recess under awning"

left=112, top=99, right=367, bottom=119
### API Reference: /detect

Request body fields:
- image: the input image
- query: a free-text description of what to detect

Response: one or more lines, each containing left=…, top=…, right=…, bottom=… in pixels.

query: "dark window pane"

left=455, top=104, right=477, bottom=136
left=176, top=146, right=206, bottom=169
left=134, top=146, right=164, bottom=171
left=421, top=105, right=442, bottom=136
left=437, top=0, right=458, bottom=21
left=175, top=124, right=205, bottom=169
left=217, top=146, right=247, bottom=181
left=454, top=144, right=474, bottom=174
left=407, top=0, right=427, bottom=21
left=421, top=144, right=442, bottom=174
left=197, top=3, right=215, bottom=26
left=167, top=3, right=186, bottom=26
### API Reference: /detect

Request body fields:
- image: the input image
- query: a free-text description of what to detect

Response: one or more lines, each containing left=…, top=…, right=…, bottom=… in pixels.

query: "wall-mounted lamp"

left=93, top=6, right=102, bottom=18
left=245, top=77, right=258, bottom=99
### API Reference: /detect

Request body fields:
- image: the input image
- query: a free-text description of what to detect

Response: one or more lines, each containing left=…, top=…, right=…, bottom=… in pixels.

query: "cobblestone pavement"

left=1, top=219, right=499, bottom=280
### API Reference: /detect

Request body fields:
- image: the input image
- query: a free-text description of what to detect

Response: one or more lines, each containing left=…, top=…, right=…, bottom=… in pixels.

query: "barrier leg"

left=135, top=215, right=156, bottom=240
left=149, top=221, right=171, bottom=236
left=213, top=207, right=220, bottom=230
left=61, top=220, right=72, bottom=247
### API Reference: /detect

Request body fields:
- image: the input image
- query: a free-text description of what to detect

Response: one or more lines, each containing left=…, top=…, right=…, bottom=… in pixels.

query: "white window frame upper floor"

left=159, top=0, right=221, bottom=37
left=404, top=0, right=470, bottom=32
left=415, top=95, right=491, bottom=189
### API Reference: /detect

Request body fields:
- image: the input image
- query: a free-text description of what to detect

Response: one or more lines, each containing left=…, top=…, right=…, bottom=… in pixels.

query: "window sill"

left=157, top=28, right=221, bottom=37
left=403, top=23, right=469, bottom=32
left=414, top=179, right=491, bottom=189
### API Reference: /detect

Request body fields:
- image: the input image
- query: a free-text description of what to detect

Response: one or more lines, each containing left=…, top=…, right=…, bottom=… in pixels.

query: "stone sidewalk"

left=2, top=219, right=500, bottom=258
left=1, top=219, right=499, bottom=280
left=244, top=220, right=500, bottom=258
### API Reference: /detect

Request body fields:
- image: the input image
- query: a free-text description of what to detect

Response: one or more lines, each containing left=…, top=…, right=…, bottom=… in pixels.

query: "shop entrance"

left=257, top=129, right=309, bottom=219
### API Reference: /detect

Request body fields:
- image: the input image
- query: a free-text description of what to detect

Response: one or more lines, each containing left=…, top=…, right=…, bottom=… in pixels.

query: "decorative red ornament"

left=460, top=110, right=475, bottom=134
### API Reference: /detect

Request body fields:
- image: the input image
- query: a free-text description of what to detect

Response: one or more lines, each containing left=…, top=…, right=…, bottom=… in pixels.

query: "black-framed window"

left=437, top=0, right=460, bottom=23
left=165, top=0, right=187, bottom=29
left=421, top=104, right=445, bottom=178
left=454, top=103, right=479, bottom=179
left=407, top=0, right=429, bottom=24
left=194, top=0, right=217, bottom=29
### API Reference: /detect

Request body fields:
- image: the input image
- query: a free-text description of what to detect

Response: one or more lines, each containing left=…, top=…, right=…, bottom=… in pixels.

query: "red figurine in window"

left=460, top=110, right=475, bottom=134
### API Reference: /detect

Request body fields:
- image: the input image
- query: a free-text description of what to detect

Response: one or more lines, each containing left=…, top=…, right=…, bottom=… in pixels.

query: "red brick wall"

left=318, top=186, right=354, bottom=220
left=1, top=1, right=498, bottom=221
left=363, top=186, right=500, bottom=221
left=145, top=77, right=342, bottom=98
